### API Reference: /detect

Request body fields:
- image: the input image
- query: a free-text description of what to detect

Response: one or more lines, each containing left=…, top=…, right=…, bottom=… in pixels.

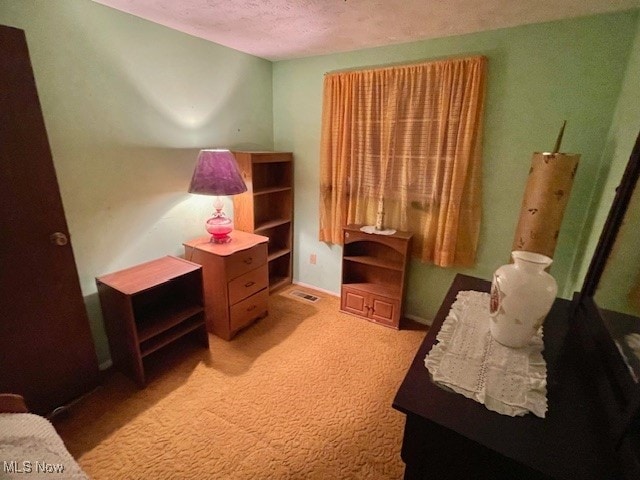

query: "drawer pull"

left=247, top=305, right=257, bottom=312
left=244, top=281, right=256, bottom=288
left=243, top=258, right=253, bottom=265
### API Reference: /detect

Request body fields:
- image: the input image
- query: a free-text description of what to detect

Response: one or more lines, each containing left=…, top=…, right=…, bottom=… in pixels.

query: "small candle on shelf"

left=375, top=197, right=385, bottom=231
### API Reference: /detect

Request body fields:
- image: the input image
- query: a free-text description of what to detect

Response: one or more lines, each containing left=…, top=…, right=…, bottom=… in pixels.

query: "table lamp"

left=188, top=149, right=247, bottom=243
left=511, top=121, right=579, bottom=258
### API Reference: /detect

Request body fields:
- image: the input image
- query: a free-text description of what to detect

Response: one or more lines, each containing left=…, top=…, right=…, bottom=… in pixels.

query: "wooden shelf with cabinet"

left=96, top=256, right=208, bottom=387
left=340, top=225, right=412, bottom=329
left=232, top=151, right=293, bottom=292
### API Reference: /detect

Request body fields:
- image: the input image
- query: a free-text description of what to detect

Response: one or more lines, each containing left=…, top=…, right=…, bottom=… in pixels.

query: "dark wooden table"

left=393, top=274, right=622, bottom=480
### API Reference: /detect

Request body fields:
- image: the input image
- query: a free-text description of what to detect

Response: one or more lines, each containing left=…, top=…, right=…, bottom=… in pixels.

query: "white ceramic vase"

left=489, top=251, right=558, bottom=348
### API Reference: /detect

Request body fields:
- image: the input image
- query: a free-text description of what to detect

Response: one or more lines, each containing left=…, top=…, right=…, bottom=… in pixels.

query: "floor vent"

left=289, top=290, right=321, bottom=303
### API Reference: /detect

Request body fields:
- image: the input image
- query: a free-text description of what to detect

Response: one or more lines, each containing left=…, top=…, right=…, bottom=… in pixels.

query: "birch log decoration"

left=511, top=122, right=580, bottom=258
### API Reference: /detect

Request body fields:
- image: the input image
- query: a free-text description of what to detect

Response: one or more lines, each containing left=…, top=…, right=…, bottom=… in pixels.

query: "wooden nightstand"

left=183, top=231, right=269, bottom=340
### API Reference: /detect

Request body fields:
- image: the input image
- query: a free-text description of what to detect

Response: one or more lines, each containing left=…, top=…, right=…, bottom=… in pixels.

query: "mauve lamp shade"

left=188, top=149, right=247, bottom=196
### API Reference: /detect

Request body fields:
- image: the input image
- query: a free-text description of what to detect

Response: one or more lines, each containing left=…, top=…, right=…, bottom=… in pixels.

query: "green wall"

left=273, top=11, right=639, bottom=322
left=0, top=0, right=273, bottom=366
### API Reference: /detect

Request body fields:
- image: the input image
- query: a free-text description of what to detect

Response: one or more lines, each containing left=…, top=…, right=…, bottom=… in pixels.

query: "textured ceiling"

left=92, top=0, right=640, bottom=61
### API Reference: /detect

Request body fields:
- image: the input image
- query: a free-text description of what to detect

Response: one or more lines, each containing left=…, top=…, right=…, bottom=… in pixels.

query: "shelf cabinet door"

left=341, top=286, right=400, bottom=327
left=369, top=294, right=398, bottom=327
left=341, top=287, right=369, bottom=317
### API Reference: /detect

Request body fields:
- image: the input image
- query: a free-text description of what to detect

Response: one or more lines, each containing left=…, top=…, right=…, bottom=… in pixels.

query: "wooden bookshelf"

left=340, top=225, right=412, bottom=329
left=232, top=151, right=294, bottom=292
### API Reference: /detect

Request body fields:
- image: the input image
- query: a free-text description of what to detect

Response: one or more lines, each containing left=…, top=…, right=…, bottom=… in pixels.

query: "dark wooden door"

left=0, top=25, right=99, bottom=414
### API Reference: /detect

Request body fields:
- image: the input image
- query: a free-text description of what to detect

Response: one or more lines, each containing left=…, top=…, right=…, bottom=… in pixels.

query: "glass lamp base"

left=209, top=233, right=232, bottom=244
left=206, top=213, right=233, bottom=244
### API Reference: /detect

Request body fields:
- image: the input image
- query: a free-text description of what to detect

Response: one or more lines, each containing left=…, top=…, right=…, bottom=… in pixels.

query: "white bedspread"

left=0, top=413, right=87, bottom=479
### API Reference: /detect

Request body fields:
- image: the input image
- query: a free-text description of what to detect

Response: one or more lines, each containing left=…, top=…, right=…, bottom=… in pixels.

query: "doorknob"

left=50, top=232, right=68, bottom=246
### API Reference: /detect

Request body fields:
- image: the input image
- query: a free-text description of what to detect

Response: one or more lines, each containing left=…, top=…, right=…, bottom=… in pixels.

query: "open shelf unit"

left=96, top=256, right=208, bottom=386
left=233, top=151, right=293, bottom=292
left=268, top=251, right=292, bottom=291
left=340, top=225, right=412, bottom=329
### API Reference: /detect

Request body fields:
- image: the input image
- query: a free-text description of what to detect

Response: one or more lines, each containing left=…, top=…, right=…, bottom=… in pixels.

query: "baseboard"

left=404, top=313, right=432, bottom=326
left=292, top=281, right=339, bottom=297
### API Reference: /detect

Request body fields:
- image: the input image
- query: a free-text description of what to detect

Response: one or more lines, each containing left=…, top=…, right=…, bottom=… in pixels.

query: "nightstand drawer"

left=228, top=263, right=268, bottom=305
left=230, top=288, right=268, bottom=333
left=226, top=243, right=267, bottom=280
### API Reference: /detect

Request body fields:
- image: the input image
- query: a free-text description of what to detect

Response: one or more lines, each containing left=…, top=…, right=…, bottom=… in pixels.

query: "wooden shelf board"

left=140, top=315, right=205, bottom=358
left=252, top=157, right=292, bottom=164
left=253, top=186, right=292, bottom=196
left=137, top=304, right=204, bottom=343
left=269, top=276, right=291, bottom=292
left=343, top=255, right=403, bottom=271
left=255, top=218, right=291, bottom=232
left=268, top=248, right=291, bottom=262
left=342, top=282, right=400, bottom=298
left=97, top=256, right=200, bottom=295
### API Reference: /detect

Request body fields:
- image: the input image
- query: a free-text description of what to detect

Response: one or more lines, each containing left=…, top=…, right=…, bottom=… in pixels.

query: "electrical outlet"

left=310, top=253, right=317, bottom=265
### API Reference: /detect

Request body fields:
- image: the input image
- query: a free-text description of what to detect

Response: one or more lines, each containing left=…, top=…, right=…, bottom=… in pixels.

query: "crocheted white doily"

left=425, top=290, right=548, bottom=418
left=359, top=225, right=397, bottom=235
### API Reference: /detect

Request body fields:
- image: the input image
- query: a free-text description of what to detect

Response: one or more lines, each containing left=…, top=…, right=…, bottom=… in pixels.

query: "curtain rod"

left=324, top=54, right=486, bottom=76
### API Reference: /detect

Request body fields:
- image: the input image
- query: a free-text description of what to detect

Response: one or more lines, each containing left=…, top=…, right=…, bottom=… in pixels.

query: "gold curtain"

left=319, top=55, right=486, bottom=267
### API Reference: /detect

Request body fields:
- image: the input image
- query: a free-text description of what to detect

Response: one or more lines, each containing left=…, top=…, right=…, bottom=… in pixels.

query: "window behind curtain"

left=319, top=56, right=487, bottom=267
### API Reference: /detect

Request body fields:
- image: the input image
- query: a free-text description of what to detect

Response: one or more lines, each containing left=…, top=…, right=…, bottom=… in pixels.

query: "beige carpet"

left=53, top=286, right=427, bottom=479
